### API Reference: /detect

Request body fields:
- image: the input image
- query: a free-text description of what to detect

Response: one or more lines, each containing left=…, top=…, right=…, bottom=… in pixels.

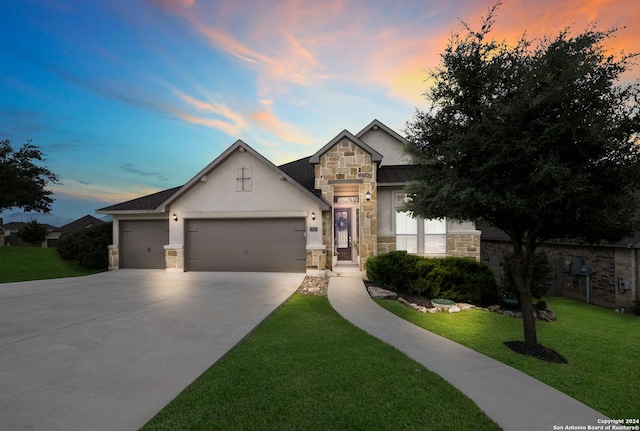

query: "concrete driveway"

left=0, top=270, right=304, bottom=431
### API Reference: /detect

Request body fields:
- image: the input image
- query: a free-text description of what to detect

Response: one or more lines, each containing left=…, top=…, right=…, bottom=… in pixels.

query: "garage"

left=120, top=220, right=169, bottom=269
left=185, top=218, right=306, bottom=272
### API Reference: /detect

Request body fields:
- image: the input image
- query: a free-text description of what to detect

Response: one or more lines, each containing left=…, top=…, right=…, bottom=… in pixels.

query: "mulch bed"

left=503, top=341, right=568, bottom=364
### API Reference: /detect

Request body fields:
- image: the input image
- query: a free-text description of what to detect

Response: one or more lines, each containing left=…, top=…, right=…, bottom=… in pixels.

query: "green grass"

left=375, top=296, right=640, bottom=419
left=0, top=246, right=103, bottom=283
left=142, top=295, right=500, bottom=431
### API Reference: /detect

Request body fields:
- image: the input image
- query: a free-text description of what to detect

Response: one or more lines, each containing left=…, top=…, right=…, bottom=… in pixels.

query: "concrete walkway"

left=328, top=276, right=608, bottom=431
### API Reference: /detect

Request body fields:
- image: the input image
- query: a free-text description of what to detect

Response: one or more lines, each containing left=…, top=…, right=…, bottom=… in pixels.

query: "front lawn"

left=0, top=246, right=103, bottom=283
left=142, top=295, right=500, bottom=431
left=375, top=296, right=640, bottom=419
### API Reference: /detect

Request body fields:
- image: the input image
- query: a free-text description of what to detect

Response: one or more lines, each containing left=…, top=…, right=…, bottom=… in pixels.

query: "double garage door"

left=186, top=218, right=306, bottom=272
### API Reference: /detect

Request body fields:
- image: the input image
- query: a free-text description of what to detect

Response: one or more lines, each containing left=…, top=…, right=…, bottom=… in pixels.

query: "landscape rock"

left=488, top=304, right=501, bottom=312
left=367, top=286, right=398, bottom=299
left=426, top=307, right=439, bottom=314
left=457, top=303, right=475, bottom=311
left=398, top=297, right=411, bottom=307
left=448, top=305, right=461, bottom=313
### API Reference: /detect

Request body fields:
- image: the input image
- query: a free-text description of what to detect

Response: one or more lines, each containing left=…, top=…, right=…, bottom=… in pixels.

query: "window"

left=394, top=192, right=446, bottom=255
left=395, top=211, right=418, bottom=253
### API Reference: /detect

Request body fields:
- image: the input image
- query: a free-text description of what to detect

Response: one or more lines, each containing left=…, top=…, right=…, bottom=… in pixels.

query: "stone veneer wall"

left=165, top=246, right=184, bottom=270
left=481, top=240, right=634, bottom=309
left=315, top=139, right=377, bottom=270
left=448, top=234, right=481, bottom=260
left=306, top=248, right=327, bottom=272
left=107, top=245, right=118, bottom=270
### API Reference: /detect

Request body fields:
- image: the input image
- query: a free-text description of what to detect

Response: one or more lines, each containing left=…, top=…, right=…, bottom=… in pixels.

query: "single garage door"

left=120, top=220, right=169, bottom=269
left=186, top=218, right=306, bottom=272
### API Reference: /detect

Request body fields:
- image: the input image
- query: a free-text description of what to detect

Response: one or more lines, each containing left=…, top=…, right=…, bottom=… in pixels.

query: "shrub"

left=57, top=231, right=80, bottom=261
left=366, top=252, right=499, bottom=306
left=631, top=300, right=640, bottom=316
left=500, top=251, right=553, bottom=300
left=57, top=222, right=112, bottom=269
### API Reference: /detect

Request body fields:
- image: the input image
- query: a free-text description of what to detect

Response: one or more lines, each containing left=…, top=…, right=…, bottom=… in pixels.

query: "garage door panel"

left=186, top=218, right=306, bottom=272
left=120, top=220, right=169, bottom=269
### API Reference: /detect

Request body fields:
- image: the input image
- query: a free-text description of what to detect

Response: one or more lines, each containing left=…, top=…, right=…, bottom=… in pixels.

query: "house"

left=0, top=218, right=4, bottom=246
left=97, top=119, right=481, bottom=274
left=46, top=215, right=106, bottom=248
left=480, top=225, right=640, bottom=310
left=2, top=221, right=57, bottom=247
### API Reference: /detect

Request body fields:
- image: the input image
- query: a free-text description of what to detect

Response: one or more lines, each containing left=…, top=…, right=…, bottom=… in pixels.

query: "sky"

left=1, top=0, right=639, bottom=222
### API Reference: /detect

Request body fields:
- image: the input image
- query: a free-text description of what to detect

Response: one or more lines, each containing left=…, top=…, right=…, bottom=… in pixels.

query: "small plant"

left=351, top=241, right=360, bottom=255
left=535, top=300, right=548, bottom=311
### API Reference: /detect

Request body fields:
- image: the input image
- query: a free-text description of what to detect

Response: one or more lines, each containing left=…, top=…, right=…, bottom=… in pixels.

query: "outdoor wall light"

left=172, top=213, right=178, bottom=221
left=311, top=211, right=316, bottom=220
left=365, top=191, right=371, bottom=201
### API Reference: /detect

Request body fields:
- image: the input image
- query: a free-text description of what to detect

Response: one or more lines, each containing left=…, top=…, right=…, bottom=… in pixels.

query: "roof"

left=309, top=130, right=383, bottom=164
left=356, top=118, right=407, bottom=144
left=53, top=215, right=105, bottom=233
left=97, top=186, right=182, bottom=213
left=377, top=166, right=416, bottom=184
left=278, top=156, right=315, bottom=193
left=479, top=223, right=640, bottom=249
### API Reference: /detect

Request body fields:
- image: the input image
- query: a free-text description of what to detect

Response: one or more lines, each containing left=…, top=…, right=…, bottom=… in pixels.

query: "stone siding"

left=107, top=245, right=119, bottom=270
left=448, top=234, right=481, bottom=260
left=481, top=240, right=631, bottom=309
left=377, top=236, right=396, bottom=255
left=316, top=139, right=377, bottom=270
left=306, top=248, right=327, bottom=272
left=165, top=246, right=184, bottom=270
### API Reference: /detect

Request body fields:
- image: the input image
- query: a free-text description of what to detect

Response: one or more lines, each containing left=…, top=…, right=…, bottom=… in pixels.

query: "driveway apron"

left=0, top=270, right=304, bottom=431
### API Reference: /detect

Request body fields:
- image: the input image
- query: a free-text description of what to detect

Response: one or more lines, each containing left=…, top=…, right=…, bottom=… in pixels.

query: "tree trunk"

left=511, top=240, right=538, bottom=348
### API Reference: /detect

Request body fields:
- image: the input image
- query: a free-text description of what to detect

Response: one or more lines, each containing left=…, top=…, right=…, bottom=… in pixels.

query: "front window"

left=394, top=192, right=446, bottom=255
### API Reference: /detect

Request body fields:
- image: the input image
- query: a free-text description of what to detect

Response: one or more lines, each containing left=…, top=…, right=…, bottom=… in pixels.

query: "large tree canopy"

left=404, top=5, right=640, bottom=349
left=0, top=140, right=59, bottom=213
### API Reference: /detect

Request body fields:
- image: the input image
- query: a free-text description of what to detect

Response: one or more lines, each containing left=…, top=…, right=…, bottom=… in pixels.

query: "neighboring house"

left=480, top=225, right=640, bottom=310
left=3, top=221, right=57, bottom=247
left=0, top=218, right=4, bottom=246
left=97, top=119, right=481, bottom=274
left=46, top=215, right=106, bottom=248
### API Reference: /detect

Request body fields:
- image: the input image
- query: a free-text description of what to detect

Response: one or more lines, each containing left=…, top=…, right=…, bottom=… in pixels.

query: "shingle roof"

left=97, top=186, right=182, bottom=212
left=479, top=223, right=640, bottom=249
left=54, top=215, right=105, bottom=233
left=278, top=156, right=315, bottom=193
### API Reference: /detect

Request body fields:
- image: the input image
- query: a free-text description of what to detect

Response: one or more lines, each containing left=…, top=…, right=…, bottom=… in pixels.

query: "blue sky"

left=2, top=0, right=638, bottom=222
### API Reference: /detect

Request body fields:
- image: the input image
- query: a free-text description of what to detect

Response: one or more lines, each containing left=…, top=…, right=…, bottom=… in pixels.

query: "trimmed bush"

left=57, top=222, right=112, bottom=269
left=366, top=252, right=499, bottom=306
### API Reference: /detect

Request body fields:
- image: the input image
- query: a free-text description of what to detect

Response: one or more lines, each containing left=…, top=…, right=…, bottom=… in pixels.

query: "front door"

left=334, top=209, right=351, bottom=261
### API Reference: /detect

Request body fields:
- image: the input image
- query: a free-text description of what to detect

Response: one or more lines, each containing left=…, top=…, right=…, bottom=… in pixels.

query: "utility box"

left=571, top=257, right=584, bottom=275
left=580, top=265, right=592, bottom=276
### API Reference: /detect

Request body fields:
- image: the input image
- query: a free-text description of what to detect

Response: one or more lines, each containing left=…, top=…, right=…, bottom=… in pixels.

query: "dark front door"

left=334, top=209, right=351, bottom=261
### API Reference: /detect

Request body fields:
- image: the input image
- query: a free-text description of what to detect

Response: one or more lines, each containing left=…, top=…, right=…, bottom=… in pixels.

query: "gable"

left=356, top=119, right=410, bottom=166
left=161, top=140, right=329, bottom=213
left=171, top=147, right=327, bottom=213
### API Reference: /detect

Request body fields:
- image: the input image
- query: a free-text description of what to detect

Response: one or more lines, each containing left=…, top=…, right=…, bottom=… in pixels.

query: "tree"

left=0, top=140, right=59, bottom=213
left=18, top=220, right=49, bottom=246
left=404, top=3, right=640, bottom=350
